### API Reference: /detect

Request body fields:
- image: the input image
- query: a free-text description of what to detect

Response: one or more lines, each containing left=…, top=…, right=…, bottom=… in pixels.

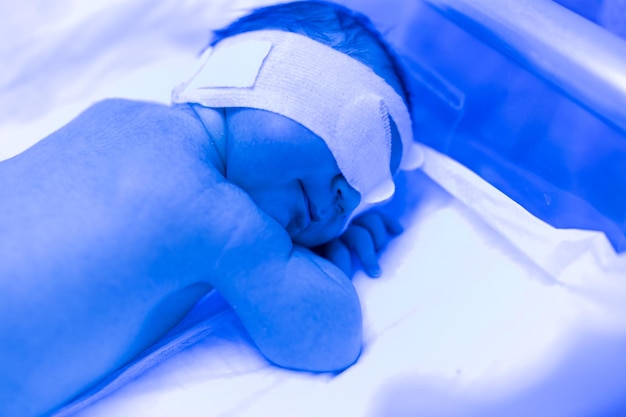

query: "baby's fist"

left=316, top=211, right=403, bottom=278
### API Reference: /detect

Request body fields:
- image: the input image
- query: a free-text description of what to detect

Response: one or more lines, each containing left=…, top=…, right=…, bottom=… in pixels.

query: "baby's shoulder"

left=81, top=99, right=226, bottom=168
left=85, top=99, right=205, bottom=138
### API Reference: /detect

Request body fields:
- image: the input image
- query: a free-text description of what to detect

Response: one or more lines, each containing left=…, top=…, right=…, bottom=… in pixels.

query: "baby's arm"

left=208, top=183, right=362, bottom=371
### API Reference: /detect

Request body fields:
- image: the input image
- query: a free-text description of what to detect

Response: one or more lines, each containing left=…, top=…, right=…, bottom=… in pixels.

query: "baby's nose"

left=333, top=175, right=361, bottom=215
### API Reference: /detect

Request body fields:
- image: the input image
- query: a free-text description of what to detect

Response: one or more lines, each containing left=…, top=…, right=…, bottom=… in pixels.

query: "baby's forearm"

left=215, top=244, right=362, bottom=372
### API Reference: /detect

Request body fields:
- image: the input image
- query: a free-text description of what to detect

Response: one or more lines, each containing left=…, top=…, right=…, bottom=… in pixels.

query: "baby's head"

left=211, top=1, right=411, bottom=112
left=174, top=1, right=422, bottom=246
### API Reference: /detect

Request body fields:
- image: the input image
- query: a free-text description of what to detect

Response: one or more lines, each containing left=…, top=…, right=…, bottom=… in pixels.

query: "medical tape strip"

left=173, top=30, right=423, bottom=204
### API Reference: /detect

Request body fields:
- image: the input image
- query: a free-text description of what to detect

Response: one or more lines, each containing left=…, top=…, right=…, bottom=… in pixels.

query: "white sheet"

left=2, top=1, right=626, bottom=416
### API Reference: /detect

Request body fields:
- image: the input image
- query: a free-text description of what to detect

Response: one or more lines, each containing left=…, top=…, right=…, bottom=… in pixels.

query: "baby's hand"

left=316, top=211, right=403, bottom=278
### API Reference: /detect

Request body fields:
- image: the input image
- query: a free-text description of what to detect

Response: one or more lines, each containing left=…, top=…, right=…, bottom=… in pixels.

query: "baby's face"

left=225, top=108, right=362, bottom=246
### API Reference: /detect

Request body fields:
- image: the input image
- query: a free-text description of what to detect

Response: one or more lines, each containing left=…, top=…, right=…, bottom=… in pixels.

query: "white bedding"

left=2, top=1, right=626, bottom=416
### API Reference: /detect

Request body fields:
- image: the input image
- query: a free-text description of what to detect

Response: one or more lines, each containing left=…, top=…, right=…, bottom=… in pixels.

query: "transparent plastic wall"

left=349, top=0, right=626, bottom=251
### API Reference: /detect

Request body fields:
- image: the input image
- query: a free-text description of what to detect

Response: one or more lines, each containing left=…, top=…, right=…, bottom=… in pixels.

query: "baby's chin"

left=290, top=219, right=344, bottom=248
left=291, top=232, right=325, bottom=247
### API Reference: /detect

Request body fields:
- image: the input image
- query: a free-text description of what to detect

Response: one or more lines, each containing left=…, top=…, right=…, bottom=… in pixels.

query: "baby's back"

left=0, top=99, right=235, bottom=417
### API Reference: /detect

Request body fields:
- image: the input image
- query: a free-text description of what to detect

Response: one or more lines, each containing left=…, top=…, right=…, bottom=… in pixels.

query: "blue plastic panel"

left=403, top=0, right=626, bottom=250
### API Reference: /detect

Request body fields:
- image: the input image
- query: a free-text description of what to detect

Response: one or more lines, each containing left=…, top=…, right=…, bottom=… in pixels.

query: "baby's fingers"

left=320, top=239, right=352, bottom=277
left=353, top=212, right=404, bottom=250
left=352, top=212, right=388, bottom=250
left=382, top=214, right=404, bottom=236
left=341, top=225, right=381, bottom=278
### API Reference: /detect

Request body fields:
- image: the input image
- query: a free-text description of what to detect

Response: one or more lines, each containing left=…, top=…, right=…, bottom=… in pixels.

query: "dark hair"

left=209, top=1, right=412, bottom=112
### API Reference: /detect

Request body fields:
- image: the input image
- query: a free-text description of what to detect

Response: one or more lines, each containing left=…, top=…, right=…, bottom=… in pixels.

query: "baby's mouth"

left=299, top=180, right=313, bottom=228
left=285, top=181, right=314, bottom=240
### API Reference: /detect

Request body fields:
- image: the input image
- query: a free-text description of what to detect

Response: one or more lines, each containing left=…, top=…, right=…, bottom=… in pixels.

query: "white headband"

left=172, top=30, right=423, bottom=203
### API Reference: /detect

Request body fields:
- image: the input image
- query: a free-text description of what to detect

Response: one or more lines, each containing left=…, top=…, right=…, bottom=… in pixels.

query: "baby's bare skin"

left=0, top=99, right=367, bottom=416
left=0, top=1, right=415, bottom=414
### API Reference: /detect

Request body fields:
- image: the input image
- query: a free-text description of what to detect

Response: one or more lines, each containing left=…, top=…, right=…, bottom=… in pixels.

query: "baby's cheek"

left=244, top=186, right=304, bottom=232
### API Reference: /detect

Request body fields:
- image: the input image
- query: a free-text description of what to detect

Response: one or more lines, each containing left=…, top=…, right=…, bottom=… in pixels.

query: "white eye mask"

left=172, top=30, right=423, bottom=204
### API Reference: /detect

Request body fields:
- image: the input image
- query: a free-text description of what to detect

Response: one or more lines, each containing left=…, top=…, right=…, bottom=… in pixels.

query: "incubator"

left=1, top=1, right=625, bottom=416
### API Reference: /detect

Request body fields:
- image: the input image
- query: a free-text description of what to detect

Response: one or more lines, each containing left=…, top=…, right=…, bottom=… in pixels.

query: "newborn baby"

left=0, top=1, right=422, bottom=416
